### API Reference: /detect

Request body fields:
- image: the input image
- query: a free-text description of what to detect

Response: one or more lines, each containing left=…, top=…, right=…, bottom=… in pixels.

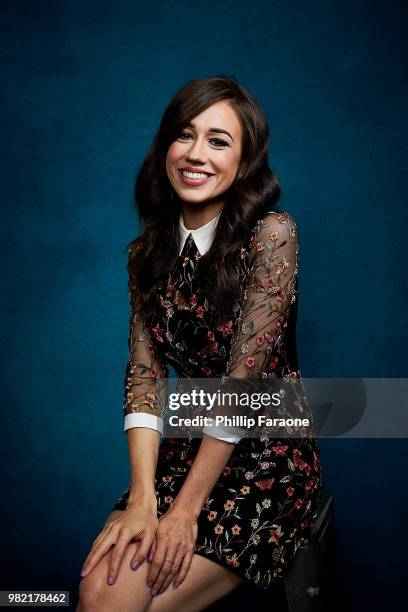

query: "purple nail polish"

left=107, top=576, right=113, bottom=585
left=174, top=582, right=179, bottom=589
left=80, top=569, right=86, bottom=577
left=147, top=581, right=153, bottom=588
left=159, top=588, right=164, bottom=594
left=151, top=590, right=157, bottom=596
left=147, top=552, right=153, bottom=562
left=131, top=561, right=139, bottom=570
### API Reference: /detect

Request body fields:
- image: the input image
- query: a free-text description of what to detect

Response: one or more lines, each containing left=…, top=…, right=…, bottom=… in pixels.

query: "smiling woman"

left=76, top=76, right=321, bottom=612
left=166, top=100, right=243, bottom=208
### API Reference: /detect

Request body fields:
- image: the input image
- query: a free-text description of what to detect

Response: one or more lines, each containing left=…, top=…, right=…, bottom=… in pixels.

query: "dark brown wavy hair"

left=127, top=75, right=281, bottom=322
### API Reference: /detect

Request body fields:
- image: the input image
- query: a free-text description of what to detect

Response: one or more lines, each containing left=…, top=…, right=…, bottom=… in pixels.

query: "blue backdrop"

left=1, top=1, right=407, bottom=610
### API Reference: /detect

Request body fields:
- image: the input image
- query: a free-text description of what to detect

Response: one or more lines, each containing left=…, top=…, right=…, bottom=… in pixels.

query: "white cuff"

left=202, top=425, right=246, bottom=444
left=124, top=413, right=164, bottom=435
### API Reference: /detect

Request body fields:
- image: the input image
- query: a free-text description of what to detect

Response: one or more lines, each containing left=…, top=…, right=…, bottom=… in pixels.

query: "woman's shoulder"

left=250, top=209, right=298, bottom=245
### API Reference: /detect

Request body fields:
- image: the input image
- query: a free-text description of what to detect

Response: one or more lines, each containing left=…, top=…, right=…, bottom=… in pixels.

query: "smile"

left=178, top=169, right=215, bottom=186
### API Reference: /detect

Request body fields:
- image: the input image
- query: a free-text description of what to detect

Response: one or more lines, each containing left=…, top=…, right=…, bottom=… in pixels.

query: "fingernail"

left=173, top=582, right=179, bottom=589
left=80, top=569, right=86, bottom=577
left=147, top=552, right=153, bottom=562
left=159, top=588, right=164, bottom=594
left=131, top=561, right=139, bottom=570
left=107, top=576, right=113, bottom=585
left=147, top=581, right=153, bottom=588
left=151, top=590, right=157, bottom=596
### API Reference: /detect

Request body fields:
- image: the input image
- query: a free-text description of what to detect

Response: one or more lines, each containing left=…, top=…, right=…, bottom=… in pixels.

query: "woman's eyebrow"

left=186, top=122, right=234, bottom=142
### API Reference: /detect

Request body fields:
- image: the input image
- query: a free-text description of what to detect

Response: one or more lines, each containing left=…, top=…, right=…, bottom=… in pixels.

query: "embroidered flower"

left=245, top=356, right=255, bottom=368
left=268, top=526, right=283, bottom=544
left=272, top=443, right=288, bottom=456
left=226, top=553, right=240, bottom=567
left=216, top=320, right=234, bottom=338
left=151, top=324, right=165, bottom=342
left=195, top=306, right=205, bottom=318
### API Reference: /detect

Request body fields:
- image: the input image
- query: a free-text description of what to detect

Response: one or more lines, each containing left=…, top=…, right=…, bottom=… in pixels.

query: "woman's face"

left=165, top=100, right=243, bottom=206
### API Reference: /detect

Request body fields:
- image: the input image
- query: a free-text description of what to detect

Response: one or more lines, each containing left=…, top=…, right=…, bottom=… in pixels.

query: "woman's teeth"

left=182, top=170, right=210, bottom=180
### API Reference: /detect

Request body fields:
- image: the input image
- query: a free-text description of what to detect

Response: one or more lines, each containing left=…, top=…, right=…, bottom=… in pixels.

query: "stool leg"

left=284, top=542, right=325, bottom=612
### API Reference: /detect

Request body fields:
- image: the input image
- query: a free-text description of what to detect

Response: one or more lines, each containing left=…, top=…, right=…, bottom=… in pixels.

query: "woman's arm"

left=145, top=435, right=235, bottom=596
left=171, top=435, right=234, bottom=518
left=80, top=243, right=169, bottom=585
left=126, top=427, right=160, bottom=508
left=81, top=428, right=161, bottom=584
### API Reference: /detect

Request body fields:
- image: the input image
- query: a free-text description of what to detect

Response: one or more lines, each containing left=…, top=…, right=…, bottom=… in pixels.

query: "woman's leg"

left=76, top=510, right=243, bottom=612
left=76, top=510, right=153, bottom=612
left=147, top=553, right=242, bottom=612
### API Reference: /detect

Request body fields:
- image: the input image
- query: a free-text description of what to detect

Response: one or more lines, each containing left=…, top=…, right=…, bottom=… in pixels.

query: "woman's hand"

left=80, top=501, right=159, bottom=585
left=147, top=506, right=198, bottom=596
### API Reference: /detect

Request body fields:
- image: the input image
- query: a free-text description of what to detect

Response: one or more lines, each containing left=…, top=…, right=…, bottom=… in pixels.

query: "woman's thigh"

left=77, top=510, right=242, bottom=612
left=148, top=553, right=242, bottom=612
left=77, top=510, right=153, bottom=612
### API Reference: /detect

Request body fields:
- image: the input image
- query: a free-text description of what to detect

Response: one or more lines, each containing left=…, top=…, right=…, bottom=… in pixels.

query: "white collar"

left=178, top=210, right=221, bottom=256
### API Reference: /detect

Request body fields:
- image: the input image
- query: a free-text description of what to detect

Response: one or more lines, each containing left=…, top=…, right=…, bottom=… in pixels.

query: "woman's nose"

left=186, top=138, right=207, bottom=162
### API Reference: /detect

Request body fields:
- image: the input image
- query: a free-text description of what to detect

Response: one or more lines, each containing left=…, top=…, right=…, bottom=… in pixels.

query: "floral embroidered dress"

left=112, top=209, right=321, bottom=591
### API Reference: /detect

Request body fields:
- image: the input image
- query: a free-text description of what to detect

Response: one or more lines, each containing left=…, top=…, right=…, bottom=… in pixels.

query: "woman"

left=77, top=76, right=321, bottom=611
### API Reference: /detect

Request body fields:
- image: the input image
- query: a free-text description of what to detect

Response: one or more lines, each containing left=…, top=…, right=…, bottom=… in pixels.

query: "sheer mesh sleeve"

left=225, top=211, right=299, bottom=379
left=203, top=211, right=299, bottom=443
left=123, top=241, right=169, bottom=435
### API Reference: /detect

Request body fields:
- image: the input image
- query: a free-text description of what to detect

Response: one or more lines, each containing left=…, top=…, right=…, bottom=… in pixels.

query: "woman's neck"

left=181, top=201, right=224, bottom=230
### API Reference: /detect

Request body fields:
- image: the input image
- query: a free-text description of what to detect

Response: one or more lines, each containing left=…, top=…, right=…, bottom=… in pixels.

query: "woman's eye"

left=210, top=138, right=229, bottom=147
left=177, top=132, right=229, bottom=147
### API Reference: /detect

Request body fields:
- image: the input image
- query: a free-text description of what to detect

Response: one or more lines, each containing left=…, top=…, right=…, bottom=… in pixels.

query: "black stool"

left=284, top=487, right=337, bottom=612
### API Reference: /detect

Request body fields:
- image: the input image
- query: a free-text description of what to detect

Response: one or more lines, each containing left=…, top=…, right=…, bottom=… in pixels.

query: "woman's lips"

left=178, top=169, right=214, bottom=187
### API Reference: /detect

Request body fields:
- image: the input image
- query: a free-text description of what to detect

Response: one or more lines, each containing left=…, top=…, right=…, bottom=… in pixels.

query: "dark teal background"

left=1, top=1, right=407, bottom=610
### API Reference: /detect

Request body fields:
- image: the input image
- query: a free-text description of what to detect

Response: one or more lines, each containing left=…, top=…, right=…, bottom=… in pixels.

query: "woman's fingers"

left=157, top=550, right=183, bottom=593
left=149, top=547, right=178, bottom=596
left=107, top=533, right=132, bottom=584
left=147, top=540, right=166, bottom=589
left=129, top=529, right=155, bottom=572
left=173, top=550, right=194, bottom=589
left=92, top=523, right=112, bottom=549
left=81, top=533, right=115, bottom=577
left=147, top=535, right=157, bottom=563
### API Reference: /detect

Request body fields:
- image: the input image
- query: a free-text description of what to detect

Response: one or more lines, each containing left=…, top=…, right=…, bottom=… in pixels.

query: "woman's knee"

left=77, top=552, right=113, bottom=611
left=77, top=542, right=152, bottom=612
